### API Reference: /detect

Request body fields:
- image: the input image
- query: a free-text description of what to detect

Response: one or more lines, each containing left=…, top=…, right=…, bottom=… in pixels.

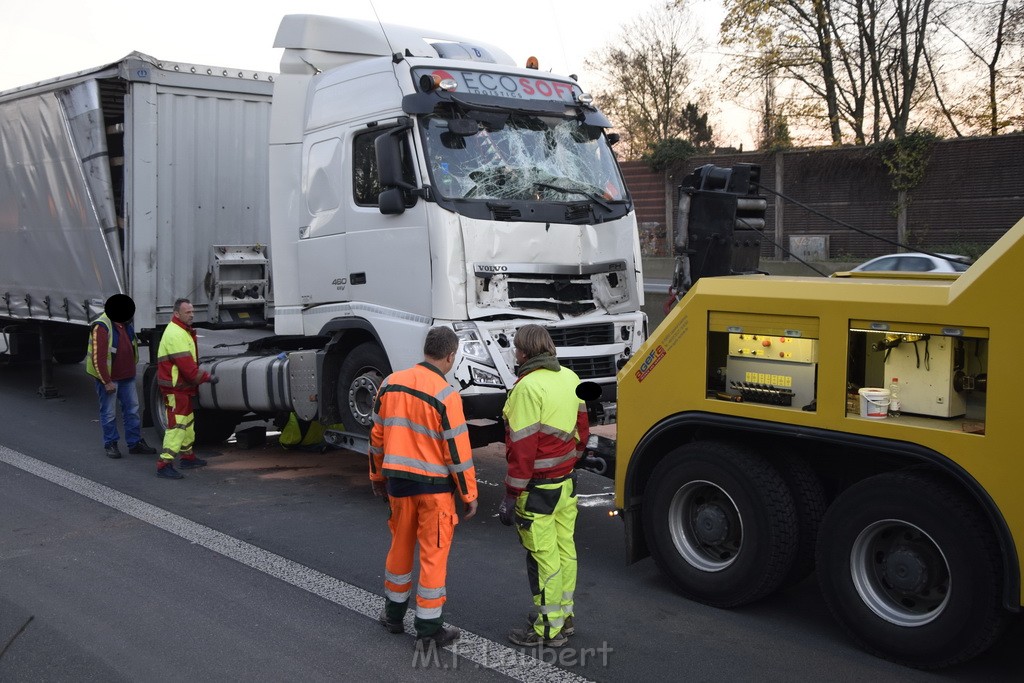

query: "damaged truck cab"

left=263, top=15, right=645, bottom=435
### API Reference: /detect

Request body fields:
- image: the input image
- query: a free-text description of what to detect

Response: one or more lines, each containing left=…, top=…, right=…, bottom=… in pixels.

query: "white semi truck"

left=0, top=15, right=646, bottom=445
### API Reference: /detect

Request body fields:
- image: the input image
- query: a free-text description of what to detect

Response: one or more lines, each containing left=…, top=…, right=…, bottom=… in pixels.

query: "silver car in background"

left=850, top=252, right=973, bottom=273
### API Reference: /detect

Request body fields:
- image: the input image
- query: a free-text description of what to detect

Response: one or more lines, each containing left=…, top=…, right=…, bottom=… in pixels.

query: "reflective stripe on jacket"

left=156, top=317, right=208, bottom=395
left=503, top=365, right=589, bottom=495
left=369, top=362, right=477, bottom=503
left=85, top=313, right=139, bottom=382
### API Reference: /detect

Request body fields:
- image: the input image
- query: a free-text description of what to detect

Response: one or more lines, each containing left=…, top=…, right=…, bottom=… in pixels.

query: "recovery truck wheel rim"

left=643, top=441, right=798, bottom=607
left=850, top=519, right=950, bottom=627
left=816, top=470, right=1009, bottom=667
left=669, top=479, right=742, bottom=571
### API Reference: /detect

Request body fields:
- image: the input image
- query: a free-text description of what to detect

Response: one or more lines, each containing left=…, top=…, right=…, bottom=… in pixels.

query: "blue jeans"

left=95, top=378, right=142, bottom=447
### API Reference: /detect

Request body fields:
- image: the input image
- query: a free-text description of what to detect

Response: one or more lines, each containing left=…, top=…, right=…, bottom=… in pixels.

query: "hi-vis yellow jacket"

left=369, top=362, right=477, bottom=503
left=156, top=317, right=209, bottom=396
left=85, top=313, right=139, bottom=382
left=503, top=362, right=589, bottom=495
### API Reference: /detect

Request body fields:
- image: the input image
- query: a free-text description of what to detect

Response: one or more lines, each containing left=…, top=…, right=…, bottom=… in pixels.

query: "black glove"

left=371, top=479, right=388, bottom=500
left=208, top=374, right=220, bottom=385
left=498, top=494, right=518, bottom=526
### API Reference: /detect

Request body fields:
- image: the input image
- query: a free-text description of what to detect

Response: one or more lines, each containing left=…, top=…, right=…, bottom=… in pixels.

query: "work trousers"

left=94, top=377, right=142, bottom=447
left=515, top=474, right=578, bottom=639
left=161, top=392, right=196, bottom=463
left=382, top=492, right=458, bottom=637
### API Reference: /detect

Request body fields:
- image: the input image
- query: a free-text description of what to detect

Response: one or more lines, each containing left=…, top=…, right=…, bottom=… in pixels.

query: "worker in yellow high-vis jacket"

left=155, top=298, right=215, bottom=479
left=500, top=324, right=589, bottom=648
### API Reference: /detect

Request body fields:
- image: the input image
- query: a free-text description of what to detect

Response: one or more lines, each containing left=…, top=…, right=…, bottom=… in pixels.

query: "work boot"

left=508, top=627, right=567, bottom=648
left=128, top=439, right=157, bottom=455
left=157, top=463, right=183, bottom=479
left=104, top=443, right=122, bottom=459
left=378, top=608, right=404, bottom=634
left=178, top=457, right=208, bottom=469
left=415, top=625, right=460, bottom=649
left=527, top=612, right=575, bottom=636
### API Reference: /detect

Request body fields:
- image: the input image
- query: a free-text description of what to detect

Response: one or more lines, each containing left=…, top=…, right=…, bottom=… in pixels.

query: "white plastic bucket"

left=858, top=388, right=891, bottom=418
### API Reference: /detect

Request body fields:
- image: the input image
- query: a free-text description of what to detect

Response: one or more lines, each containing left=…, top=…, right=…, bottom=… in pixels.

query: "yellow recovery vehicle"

left=614, top=164, right=1021, bottom=668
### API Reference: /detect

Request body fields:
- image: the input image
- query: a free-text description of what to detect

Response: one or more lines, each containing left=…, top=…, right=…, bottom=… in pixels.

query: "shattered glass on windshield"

left=423, top=114, right=625, bottom=205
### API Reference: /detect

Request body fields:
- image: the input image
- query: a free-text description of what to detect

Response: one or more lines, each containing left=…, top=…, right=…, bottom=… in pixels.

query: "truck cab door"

left=297, top=121, right=431, bottom=318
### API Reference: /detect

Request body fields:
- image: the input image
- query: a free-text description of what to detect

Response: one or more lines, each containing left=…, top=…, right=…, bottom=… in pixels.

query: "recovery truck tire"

left=643, top=441, right=799, bottom=607
left=337, top=342, right=391, bottom=436
left=815, top=470, right=1009, bottom=669
left=777, top=454, right=827, bottom=589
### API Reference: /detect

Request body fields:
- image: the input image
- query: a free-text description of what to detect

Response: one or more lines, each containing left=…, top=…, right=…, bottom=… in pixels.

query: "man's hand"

left=462, top=499, right=478, bottom=520
left=104, top=381, right=116, bottom=394
left=498, top=494, right=518, bottom=526
left=208, top=374, right=220, bottom=385
left=371, top=479, right=388, bottom=500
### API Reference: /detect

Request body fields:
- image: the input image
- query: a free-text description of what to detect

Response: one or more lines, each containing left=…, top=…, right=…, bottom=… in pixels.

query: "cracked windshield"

left=423, top=114, right=625, bottom=203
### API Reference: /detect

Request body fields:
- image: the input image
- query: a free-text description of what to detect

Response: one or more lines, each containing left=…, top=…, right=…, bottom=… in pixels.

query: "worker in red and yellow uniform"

left=369, top=327, right=478, bottom=650
left=499, top=324, right=589, bottom=648
left=155, top=298, right=215, bottom=479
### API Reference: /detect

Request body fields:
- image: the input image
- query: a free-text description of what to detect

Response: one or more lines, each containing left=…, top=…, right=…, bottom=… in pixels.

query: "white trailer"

left=0, top=52, right=273, bottom=398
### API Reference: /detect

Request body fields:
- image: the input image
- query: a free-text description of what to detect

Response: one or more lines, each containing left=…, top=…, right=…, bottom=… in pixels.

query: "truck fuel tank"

left=197, top=353, right=291, bottom=414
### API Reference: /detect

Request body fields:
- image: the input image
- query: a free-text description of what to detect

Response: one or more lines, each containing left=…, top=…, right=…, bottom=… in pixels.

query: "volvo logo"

left=475, top=265, right=509, bottom=274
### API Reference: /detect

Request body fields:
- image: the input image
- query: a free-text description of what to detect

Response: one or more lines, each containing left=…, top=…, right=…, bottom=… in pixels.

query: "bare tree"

left=587, top=3, right=706, bottom=158
left=721, top=0, right=940, bottom=144
left=927, top=0, right=1024, bottom=135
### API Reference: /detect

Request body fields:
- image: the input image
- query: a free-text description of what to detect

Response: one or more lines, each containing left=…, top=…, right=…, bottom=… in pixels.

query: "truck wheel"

left=53, top=347, right=88, bottom=364
left=148, top=375, right=168, bottom=439
left=337, top=343, right=391, bottom=435
left=816, top=470, right=1009, bottom=668
left=194, top=411, right=241, bottom=445
left=643, top=441, right=798, bottom=607
left=146, top=375, right=240, bottom=445
left=777, top=454, right=827, bottom=589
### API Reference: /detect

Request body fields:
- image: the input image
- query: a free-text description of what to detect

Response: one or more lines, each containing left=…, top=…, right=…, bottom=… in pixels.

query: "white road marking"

left=0, top=445, right=597, bottom=682
left=576, top=492, right=614, bottom=508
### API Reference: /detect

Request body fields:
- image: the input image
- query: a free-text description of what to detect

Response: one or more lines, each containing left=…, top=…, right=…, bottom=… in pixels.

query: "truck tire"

left=53, top=327, right=89, bottom=364
left=193, top=411, right=241, bottom=445
left=337, top=342, right=391, bottom=435
left=777, top=454, right=827, bottom=589
left=643, top=441, right=799, bottom=607
left=815, top=470, right=1009, bottom=668
left=53, top=347, right=88, bottom=364
left=146, top=374, right=240, bottom=445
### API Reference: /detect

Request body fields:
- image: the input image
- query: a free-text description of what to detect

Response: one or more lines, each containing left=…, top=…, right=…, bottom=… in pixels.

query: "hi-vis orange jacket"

left=369, top=362, right=477, bottom=503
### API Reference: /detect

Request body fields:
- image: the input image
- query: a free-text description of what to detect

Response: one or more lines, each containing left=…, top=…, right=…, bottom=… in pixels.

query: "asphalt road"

left=1, top=349, right=1022, bottom=681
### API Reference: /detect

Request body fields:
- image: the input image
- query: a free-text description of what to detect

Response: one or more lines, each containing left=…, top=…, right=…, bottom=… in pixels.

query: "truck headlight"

left=470, top=366, right=503, bottom=387
left=455, top=327, right=494, bottom=366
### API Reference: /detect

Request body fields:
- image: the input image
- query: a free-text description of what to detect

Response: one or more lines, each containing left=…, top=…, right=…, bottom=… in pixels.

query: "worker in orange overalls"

left=499, top=324, right=589, bottom=648
left=369, top=326, right=478, bottom=649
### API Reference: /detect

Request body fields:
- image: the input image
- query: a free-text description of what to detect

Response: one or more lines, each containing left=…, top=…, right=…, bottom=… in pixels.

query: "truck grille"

left=507, top=276, right=596, bottom=314
left=560, top=355, right=616, bottom=379
left=547, top=323, right=614, bottom=346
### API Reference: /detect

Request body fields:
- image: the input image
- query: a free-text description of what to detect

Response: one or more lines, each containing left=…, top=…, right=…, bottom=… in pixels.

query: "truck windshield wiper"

left=533, top=182, right=613, bottom=212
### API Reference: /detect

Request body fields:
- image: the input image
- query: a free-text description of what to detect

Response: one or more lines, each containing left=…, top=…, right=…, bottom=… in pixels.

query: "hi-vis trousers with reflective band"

left=516, top=474, right=577, bottom=639
left=383, top=492, right=458, bottom=637
left=161, top=392, right=195, bottom=462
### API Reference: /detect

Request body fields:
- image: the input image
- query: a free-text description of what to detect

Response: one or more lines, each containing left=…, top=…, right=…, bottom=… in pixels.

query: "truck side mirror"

left=374, top=125, right=415, bottom=191
left=378, top=188, right=406, bottom=215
